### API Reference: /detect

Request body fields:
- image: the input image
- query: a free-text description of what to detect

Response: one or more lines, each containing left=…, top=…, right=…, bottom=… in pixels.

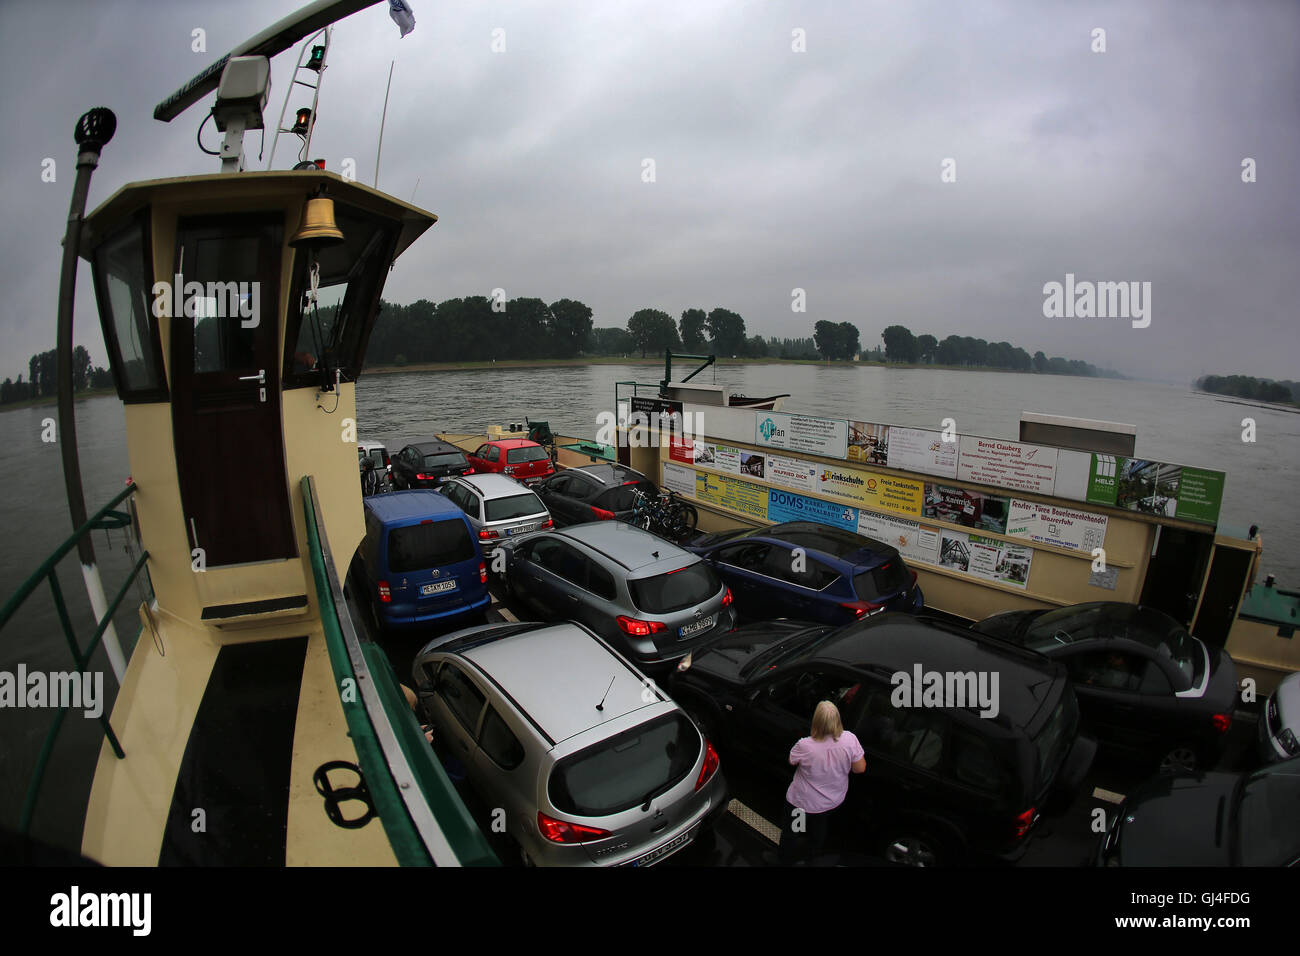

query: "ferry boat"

left=4, top=0, right=1296, bottom=870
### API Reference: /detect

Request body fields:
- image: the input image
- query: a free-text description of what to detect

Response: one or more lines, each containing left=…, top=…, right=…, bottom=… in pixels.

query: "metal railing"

left=0, top=481, right=148, bottom=835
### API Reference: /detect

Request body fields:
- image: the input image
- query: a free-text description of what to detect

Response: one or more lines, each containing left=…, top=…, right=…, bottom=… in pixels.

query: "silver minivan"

left=441, top=473, right=552, bottom=555
left=412, top=621, right=728, bottom=866
left=497, top=521, right=736, bottom=670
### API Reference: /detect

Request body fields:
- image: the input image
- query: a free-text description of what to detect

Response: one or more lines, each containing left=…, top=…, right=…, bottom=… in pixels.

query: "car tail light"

left=465, top=467, right=475, bottom=475
left=1211, top=712, right=1232, bottom=734
left=537, top=811, right=610, bottom=844
left=541, top=518, right=554, bottom=529
left=592, top=506, right=616, bottom=520
left=377, top=581, right=391, bottom=603
left=479, top=562, right=488, bottom=583
left=721, top=587, right=733, bottom=607
left=479, top=528, right=500, bottom=540
left=616, top=615, right=667, bottom=636
left=840, top=600, right=886, bottom=619
left=695, top=740, right=720, bottom=791
left=416, top=472, right=432, bottom=480
left=1013, top=807, right=1036, bottom=840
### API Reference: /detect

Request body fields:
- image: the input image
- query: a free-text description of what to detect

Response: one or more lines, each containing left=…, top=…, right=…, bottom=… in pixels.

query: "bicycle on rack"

left=630, top=488, right=699, bottom=542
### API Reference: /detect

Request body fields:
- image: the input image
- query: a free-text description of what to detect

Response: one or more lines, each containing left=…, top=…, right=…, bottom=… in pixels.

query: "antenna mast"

left=268, top=25, right=332, bottom=168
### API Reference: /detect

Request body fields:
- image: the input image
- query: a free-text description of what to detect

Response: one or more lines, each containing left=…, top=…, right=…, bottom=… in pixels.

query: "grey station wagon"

left=497, top=522, right=737, bottom=670
left=412, top=621, right=729, bottom=866
left=440, top=473, right=553, bottom=557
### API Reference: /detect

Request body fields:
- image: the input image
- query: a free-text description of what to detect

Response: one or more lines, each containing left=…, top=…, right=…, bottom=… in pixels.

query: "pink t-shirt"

left=785, top=731, right=864, bottom=814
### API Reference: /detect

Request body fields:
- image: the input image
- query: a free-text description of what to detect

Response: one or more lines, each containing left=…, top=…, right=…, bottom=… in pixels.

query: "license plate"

left=507, top=523, right=538, bottom=536
left=630, top=827, right=695, bottom=867
left=421, top=580, right=457, bottom=595
left=679, top=615, right=716, bottom=638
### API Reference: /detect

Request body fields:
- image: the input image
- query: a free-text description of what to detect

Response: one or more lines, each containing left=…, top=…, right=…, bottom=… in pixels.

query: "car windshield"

left=423, top=452, right=466, bottom=468
left=738, top=626, right=836, bottom=679
left=548, top=713, right=700, bottom=816
left=506, top=445, right=549, bottom=464
left=485, top=492, right=545, bottom=522
left=387, top=520, right=474, bottom=572
left=629, top=563, right=720, bottom=613
left=1234, top=764, right=1300, bottom=866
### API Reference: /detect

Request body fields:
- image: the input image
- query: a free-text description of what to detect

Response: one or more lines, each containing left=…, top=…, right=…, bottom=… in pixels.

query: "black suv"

left=671, top=614, right=1097, bottom=865
left=533, top=464, right=657, bottom=526
left=391, top=439, right=474, bottom=490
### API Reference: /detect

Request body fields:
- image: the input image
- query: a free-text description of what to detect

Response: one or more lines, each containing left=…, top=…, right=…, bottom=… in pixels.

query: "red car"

left=466, top=439, right=555, bottom=483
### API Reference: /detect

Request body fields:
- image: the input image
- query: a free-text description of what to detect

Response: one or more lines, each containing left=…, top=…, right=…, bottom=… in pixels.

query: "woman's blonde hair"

left=810, top=700, right=843, bottom=741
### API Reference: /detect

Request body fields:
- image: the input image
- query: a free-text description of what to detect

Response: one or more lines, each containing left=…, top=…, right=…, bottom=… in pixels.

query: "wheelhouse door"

left=171, top=215, right=296, bottom=567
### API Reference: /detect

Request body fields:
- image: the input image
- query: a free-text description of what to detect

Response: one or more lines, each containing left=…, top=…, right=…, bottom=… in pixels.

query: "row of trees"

left=879, top=325, right=1122, bottom=378
left=1195, top=375, right=1297, bottom=404
left=813, top=321, right=861, bottom=360
left=0, top=346, right=113, bottom=406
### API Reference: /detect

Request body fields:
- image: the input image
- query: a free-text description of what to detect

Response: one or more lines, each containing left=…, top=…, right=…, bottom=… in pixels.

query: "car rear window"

left=548, top=713, right=700, bottom=816
left=388, top=519, right=474, bottom=572
left=506, top=445, right=549, bottom=464
left=629, top=563, right=721, bottom=613
left=853, top=559, right=909, bottom=600
left=423, top=451, right=467, bottom=468
left=485, top=492, right=545, bottom=522
left=597, top=482, right=653, bottom=512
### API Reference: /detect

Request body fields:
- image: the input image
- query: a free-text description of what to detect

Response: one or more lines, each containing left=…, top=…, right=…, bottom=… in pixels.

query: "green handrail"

left=2, top=480, right=148, bottom=836
left=300, top=474, right=498, bottom=866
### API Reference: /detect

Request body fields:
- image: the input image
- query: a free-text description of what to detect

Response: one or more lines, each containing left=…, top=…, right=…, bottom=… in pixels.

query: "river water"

left=1, top=363, right=1297, bottom=850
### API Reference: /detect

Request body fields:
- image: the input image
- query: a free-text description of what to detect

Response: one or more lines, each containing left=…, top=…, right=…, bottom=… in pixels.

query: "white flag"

left=389, top=0, right=415, bottom=38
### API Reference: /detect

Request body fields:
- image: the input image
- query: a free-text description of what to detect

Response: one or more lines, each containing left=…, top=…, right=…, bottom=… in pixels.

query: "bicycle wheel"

left=670, top=501, right=698, bottom=536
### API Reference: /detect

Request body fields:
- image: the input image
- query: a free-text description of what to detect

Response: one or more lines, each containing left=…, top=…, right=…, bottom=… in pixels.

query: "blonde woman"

left=777, top=700, right=865, bottom=864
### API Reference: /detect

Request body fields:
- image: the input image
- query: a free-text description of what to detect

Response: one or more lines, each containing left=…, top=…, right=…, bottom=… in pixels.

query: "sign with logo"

left=923, top=484, right=1010, bottom=534
left=858, top=510, right=941, bottom=566
left=695, top=472, right=767, bottom=520
left=755, top=412, right=848, bottom=459
left=764, top=454, right=819, bottom=493
left=816, top=465, right=923, bottom=517
left=662, top=462, right=695, bottom=496
left=1085, top=453, right=1119, bottom=506
left=1086, top=455, right=1224, bottom=525
left=956, top=437, right=1059, bottom=494
left=967, top=534, right=1032, bottom=588
left=886, top=425, right=959, bottom=478
left=1006, top=499, right=1108, bottom=553
left=767, top=488, right=858, bottom=530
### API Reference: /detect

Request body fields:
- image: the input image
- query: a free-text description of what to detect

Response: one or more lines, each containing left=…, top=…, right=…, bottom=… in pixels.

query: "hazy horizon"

left=2, top=0, right=1296, bottom=385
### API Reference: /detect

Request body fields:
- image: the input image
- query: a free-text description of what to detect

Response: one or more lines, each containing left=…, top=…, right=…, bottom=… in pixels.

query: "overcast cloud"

left=1, top=0, right=1296, bottom=383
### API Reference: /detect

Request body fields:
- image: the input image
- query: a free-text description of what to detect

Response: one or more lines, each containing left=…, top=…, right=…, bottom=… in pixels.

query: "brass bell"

left=291, top=196, right=344, bottom=247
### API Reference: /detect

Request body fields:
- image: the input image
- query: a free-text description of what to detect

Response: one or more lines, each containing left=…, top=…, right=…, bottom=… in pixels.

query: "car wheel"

left=1158, top=742, right=1201, bottom=775
left=881, top=828, right=944, bottom=867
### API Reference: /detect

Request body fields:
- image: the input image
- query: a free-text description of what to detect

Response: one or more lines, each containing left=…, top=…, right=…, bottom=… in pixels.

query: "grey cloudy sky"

left=1, top=0, right=1297, bottom=384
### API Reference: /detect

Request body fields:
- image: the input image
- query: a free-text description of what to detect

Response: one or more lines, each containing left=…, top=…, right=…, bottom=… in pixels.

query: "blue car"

left=360, top=490, right=491, bottom=631
left=681, top=521, right=924, bottom=626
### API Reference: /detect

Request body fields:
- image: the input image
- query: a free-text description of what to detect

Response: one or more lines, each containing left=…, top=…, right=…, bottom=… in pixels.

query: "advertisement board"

left=1006, top=499, right=1108, bottom=553
left=886, top=425, right=959, bottom=478
left=755, top=411, right=849, bottom=458
left=957, top=437, right=1059, bottom=494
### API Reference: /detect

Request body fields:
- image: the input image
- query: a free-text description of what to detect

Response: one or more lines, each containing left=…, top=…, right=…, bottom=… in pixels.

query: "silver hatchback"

left=412, top=621, right=728, bottom=866
left=441, top=473, right=553, bottom=556
left=497, top=521, right=737, bottom=669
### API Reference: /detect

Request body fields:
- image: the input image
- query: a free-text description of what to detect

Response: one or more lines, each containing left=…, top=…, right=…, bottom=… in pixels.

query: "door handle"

left=239, top=369, right=266, bottom=384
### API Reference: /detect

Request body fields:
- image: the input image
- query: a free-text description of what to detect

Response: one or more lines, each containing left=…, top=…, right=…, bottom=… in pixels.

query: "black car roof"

left=410, top=439, right=462, bottom=453
left=814, top=614, right=1062, bottom=727
left=568, top=463, right=651, bottom=485
left=749, top=521, right=900, bottom=563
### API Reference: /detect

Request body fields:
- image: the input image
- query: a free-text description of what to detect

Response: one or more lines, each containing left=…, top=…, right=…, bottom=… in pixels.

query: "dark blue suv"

left=360, top=490, right=491, bottom=631
left=682, top=521, right=924, bottom=626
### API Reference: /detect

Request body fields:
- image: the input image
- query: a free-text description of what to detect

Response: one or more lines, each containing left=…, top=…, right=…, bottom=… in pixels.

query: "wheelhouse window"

left=284, top=202, right=398, bottom=388
left=90, top=212, right=167, bottom=402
